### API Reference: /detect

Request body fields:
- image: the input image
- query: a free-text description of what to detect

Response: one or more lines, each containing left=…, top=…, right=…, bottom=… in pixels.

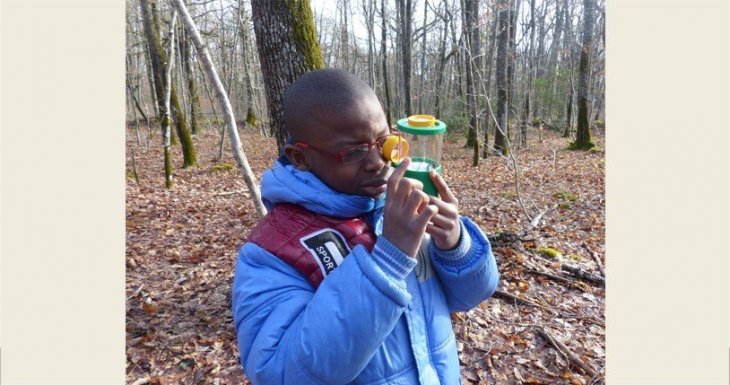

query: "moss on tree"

left=246, top=108, right=257, bottom=127
left=286, top=0, right=324, bottom=70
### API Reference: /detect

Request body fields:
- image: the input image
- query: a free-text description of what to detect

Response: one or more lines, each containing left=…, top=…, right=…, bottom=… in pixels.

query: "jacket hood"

left=261, top=159, right=385, bottom=218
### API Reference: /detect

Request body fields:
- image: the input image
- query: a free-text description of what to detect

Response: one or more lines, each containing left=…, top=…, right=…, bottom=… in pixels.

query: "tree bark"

left=396, top=0, right=413, bottom=116
left=250, top=0, right=325, bottom=150
left=362, top=0, right=376, bottom=89
left=493, top=0, right=510, bottom=155
left=171, top=0, right=267, bottom=217
left=381, top=0, right=392, bottom=127
left=463, top=0, right=480, bottom=165
left=432, top=0, right=453, bottom=119
left=573, top=0, right=595, bottom=149
left=416, top=0, right=429, bottom=114
left=169, top=84, right=197, bottom=167
left=140, top=0, right=174, bottom=187
left=521, top=0, right=536, bottom=147
left=482, top=1, right=499, bottom=158
left=146, top=0, right=196, bottom=166
left=179, top=2, right=200, bottom=136
left=565, top=72, right=574, bottom=137
left=237, top=0, right=259, bottom=129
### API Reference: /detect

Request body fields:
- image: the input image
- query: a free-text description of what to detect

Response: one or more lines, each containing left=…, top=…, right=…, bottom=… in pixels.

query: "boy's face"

left=286, top=96, right=392, bottom=198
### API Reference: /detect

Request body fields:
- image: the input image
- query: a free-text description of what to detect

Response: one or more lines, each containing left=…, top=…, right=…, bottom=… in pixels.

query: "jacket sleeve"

left=232, top=237, right=416, bottom=385
left=428, top=216, right=500, bottom=312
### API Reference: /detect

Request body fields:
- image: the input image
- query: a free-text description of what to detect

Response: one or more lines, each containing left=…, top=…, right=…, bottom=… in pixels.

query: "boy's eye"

left=341, top=145, right=370, bottom=163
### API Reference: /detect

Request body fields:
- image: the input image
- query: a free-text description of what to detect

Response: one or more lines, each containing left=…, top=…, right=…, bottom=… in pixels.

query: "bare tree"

left=482, top=0, right=499, bottom=158
left=431, top=0, right=454, bottom=119
left=493, top=0, right=510, bottom=155
left=521, top=0, right=537, bottom=147
left=381, top=0, right=393, bottom=127
left=178, top=8, right=201, bottom=136
left=396, top=0, right=413, bottom=116
left=571, top=0, right=595, bottom=149
left=237, top=0, right=259, bottom=129
left=463, top=0, right=480, bottom=165
left=140, top=0, right=177, bottom=186
left=170, top=0, right=267, bottom=217
left=361, top=0, right=376, bottom=88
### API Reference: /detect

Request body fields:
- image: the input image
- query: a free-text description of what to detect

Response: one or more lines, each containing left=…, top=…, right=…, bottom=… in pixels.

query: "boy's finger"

left=427, top=213, right=457, bottom=230
left=387, top=157, right=411, bottom=197
left=415, top=204, right=438, bottom=228
left=428, top=195, right=459, bottom=217
left=403, top=189, right=429, bottom=216
left=429, top=170, right=457, bottom=204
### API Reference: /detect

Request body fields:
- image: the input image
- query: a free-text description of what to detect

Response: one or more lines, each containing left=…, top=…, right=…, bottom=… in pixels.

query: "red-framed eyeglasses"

left=295, top=133, right=402, bottom=164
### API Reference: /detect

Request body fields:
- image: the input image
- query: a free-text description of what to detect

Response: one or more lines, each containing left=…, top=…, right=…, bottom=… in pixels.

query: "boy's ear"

left=284, top=144, right=310, bottom=171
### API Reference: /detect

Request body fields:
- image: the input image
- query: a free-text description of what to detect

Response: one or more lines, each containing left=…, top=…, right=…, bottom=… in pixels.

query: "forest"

left=125, top=0, right=605, bottom=383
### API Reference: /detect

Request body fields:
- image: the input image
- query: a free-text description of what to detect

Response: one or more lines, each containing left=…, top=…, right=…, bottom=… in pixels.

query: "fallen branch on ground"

left=494, top=289, right=551, bottom=311
left=215, top=189, right=246, bottom=196
left=534, top=326, right=597, bottom=377
left=582, top=242, right=605, bottom=276
left=518, top=203, right=559, bottom=238
left=562, top=264, right=605, bottom=287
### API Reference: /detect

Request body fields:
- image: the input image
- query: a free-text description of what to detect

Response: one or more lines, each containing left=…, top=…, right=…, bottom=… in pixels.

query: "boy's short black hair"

left=284, top=68, right=380, bottom=140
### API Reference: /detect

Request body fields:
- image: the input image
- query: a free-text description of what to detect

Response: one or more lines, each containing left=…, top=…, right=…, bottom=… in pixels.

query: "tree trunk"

left=163, top=12, right=178, bottom=187
left=250, top=0, right=325, bottom=150
left=565, top=72, right=574, bottom=137
left=416, top=0, right=428, bottom=114
left=238, top=0, right=259, bottom=128
left=363, top=0, right=376, bottom=89
left=170, top=84, right=197, bottom=167
left=146, top=0, right=196, bottom=166
left=140, top=0, right=174, bottom=187
left=506, top=0, right=518, bottom=141
left=572, top=0, right=595, bottom=150
left=521, top=0, right=536, bottom=147
left=433, top=0, right=452, bottom=119
left=463, top=0, right=480, bottom=165
left=171, top=0, right=267, bottom=217
left=493, top=0, right=510, bottom=155
left=179, top=2, right=200, bottom=136
left=482, top=2, right=499, bottom=158
left=381, top=0, right=392, bottom=127
left=396, top=0, right=413, bottom=116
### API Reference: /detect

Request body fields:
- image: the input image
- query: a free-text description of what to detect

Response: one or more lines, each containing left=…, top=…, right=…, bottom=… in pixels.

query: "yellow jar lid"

left=397, top=115, right=447, bottom=135
left=381, top=135, right=409, bottom=163
left=407, top=115, right=437, bottom=127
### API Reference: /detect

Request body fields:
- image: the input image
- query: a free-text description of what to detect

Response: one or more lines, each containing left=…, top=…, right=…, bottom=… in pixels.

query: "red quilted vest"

left=247, top=203, right=377, bottom=290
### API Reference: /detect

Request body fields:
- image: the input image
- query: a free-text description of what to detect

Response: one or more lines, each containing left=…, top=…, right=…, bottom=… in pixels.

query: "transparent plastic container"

left=395, top=115, right=446, bottom=196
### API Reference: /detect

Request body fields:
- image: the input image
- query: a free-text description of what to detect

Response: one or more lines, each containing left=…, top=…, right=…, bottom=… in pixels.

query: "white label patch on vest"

left=299, top=228, right=351, bottom=276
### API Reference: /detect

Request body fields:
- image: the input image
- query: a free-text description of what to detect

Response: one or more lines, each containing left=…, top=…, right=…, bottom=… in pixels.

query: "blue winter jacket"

left=232, top=160, right=500, bottom=385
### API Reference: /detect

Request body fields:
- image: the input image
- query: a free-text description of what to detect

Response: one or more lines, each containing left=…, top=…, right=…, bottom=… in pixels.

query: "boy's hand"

left=382, top=158, right=438, bottom=258
left=426, top=170, right=461, bottom=250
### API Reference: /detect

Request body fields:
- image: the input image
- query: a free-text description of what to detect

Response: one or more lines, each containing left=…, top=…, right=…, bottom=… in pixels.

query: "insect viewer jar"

left=395, top=115, right=446, bottom=196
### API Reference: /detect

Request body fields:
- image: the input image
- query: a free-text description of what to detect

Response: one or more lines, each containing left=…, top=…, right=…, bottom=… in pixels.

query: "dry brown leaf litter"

left=126, top=124, right=605, bottom=385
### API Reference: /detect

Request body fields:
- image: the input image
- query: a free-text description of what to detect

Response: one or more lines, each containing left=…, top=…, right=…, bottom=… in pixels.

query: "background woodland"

left=126, top=0, right=606, bottom=383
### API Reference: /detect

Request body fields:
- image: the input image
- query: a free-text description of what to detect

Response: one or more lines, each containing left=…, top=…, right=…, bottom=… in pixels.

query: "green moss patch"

left=210, top=163, right=235, bottom=173
left=536, top=247, right=563, bottom=259
left=567, top=253, right=582, bottom=261
left=553, top=190, right=577, bottom=202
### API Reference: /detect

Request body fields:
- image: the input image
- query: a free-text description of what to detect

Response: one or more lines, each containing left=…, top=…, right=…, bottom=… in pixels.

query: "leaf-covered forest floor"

left=126, top=123, right=605, bottom=385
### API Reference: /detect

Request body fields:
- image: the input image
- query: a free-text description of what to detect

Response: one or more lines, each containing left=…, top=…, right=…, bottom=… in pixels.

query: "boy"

left=232, top=68, right=499, bottom=385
